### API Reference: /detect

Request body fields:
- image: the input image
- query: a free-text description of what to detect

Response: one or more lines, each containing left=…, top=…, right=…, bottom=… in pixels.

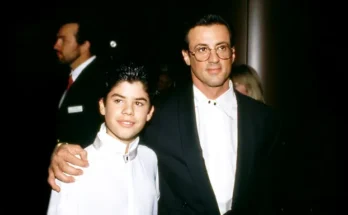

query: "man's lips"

left=206, top=67, right=221, bottom=74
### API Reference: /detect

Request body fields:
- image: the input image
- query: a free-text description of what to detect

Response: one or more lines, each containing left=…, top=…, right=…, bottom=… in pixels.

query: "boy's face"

left=99, top=81, right=154, bottom=144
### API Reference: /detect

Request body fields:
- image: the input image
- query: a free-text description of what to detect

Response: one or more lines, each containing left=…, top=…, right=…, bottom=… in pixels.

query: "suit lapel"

left=176, top=86, right=258, bottom=211
left=68, top=60, right=96, bottom=92
left=232, top=92, right=257, bottom=209
left=61, top=60, right=97, bottom=107
left=177, top=84, right=219, bottom=212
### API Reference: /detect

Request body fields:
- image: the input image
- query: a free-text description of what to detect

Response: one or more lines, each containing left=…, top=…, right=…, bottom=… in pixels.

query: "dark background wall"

left=15, top=2, right=336, bottom=214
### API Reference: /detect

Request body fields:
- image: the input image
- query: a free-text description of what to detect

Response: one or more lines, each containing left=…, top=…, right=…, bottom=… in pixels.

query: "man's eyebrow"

left=194, top=42, right=230, bottom=48
left=194, top=43, right=208, bottom=47
left=57, top=35, right=66, bottom=39
left=216, top=42, right=230, bottom=46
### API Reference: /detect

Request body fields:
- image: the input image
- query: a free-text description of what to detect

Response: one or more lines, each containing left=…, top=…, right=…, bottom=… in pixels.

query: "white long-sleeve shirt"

left=47, top=123, right=160, bottom=215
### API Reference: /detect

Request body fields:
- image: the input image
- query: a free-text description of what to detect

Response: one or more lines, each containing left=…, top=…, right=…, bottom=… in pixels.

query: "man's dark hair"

left=58, top=13, right=103, bottom=55
left=181, top=14, right=235, bottom=50
left=103, top=61, right=155, bottom=105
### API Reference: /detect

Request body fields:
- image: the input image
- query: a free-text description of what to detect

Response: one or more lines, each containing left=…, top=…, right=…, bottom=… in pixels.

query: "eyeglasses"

left=189, top=44, right=234, bottom=62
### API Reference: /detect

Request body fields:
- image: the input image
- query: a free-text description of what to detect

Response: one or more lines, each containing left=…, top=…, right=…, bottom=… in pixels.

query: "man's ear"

left=80, top=40, right=91, bottom=53
left=99, top=98, right=106, bottom=116
left=231, top=47, right=236, bottom=64
left=182, top=50, right=191, bottom=66
left=146, top=105, right=155, bottom=122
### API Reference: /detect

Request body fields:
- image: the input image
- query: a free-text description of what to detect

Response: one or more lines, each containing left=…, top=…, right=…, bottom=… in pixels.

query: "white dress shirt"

left=193, top=80, right=238, bottom=214
left=47, top=123, right=160, bottom=215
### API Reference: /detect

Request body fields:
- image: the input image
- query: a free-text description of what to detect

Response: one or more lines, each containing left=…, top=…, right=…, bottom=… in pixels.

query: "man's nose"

left=53, top=41, right=60, bottom=50
left=208, top=49, right=219, bottom=63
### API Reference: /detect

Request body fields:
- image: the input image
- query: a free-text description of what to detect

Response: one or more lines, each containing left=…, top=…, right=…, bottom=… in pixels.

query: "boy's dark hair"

left=103, top=61, right=155, bottom=105
left=181, top=14, right=235, bottom=50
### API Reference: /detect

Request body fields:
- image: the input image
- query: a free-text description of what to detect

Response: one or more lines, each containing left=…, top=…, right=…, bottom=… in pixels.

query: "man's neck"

left=193, top=79, right=230, bottom=100
left=70, top=54, right=92, bottom=71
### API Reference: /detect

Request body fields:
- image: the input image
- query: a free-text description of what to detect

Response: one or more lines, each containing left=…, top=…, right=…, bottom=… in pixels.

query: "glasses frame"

left=188, top=45, right=234, bottom=62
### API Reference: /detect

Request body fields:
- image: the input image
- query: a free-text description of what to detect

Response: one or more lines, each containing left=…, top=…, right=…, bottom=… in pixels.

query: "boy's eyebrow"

left=111, top=93, right=125, bottom=98
left=135, top=97, right=148, bottom=103
left=111, top=93, right=148, bottom=102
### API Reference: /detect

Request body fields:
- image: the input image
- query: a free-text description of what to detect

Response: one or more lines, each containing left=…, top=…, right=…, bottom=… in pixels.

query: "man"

left=47, top=62, right=159, bottom=215
left=53, top=18, right=106, bottom=148
left=48, top=14, right=282, bottom=214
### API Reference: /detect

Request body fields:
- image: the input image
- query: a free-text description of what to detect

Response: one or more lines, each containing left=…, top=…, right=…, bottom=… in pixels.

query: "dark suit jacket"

left=56, top=58, right=106, bottom=148
left=142, top=81, right=282, bottom=215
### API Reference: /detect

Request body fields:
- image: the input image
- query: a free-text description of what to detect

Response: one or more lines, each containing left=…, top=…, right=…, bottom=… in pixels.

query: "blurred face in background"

left=54, top=23, right=80, bottom=65
left=53, top=23, right=90, bottom=70
left=157, top=73, right=173, bottom=92
left=234, top=82, right=248, bottom=96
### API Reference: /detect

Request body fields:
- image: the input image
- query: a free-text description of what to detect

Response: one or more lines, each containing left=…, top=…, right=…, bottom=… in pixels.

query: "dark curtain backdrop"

left=15, top=3, right=336, bottom=214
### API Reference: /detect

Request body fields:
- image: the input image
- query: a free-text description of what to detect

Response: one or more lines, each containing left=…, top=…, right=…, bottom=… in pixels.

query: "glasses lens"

left=217, top=47, right=232, bottom=59
left=196, top=53, right=209, bottom=61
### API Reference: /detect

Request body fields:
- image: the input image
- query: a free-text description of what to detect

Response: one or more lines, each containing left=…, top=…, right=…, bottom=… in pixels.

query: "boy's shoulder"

left=138, top=144, right=158, bottom=163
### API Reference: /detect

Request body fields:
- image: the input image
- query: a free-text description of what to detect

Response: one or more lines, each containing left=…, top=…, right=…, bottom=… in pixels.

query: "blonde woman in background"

left=231, top=64, right=265, bottom=103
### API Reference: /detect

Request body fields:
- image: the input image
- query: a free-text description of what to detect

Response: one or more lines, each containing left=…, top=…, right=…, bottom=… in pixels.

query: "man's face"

left=182, top=24, right=235, bottom=90
left=99, top=81, right=154, bottom=144
left=53, top=23, right=81, bottom=65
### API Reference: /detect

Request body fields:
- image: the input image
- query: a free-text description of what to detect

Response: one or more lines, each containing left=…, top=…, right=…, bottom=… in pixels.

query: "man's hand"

left=48, top=143, right=89, bottom=192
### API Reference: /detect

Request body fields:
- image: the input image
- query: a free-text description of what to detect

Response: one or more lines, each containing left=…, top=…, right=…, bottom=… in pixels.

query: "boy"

left=47, top=62, right=159, bottom=215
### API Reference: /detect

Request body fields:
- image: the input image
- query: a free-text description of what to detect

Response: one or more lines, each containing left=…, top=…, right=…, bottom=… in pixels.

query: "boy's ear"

left=146, top=105, right=155, bottom=121
left=99, top=98, right=106, bottom=115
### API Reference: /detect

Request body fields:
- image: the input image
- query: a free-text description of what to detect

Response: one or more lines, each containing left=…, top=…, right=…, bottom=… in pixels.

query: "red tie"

left=67, top=75, right=73, bottom=90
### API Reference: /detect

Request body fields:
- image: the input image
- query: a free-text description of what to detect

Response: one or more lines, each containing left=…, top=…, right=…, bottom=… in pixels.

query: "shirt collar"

left=70, top=55, right=96, bottom=81
left=193, top=80, right=237, bottom=119
left=94, top=123, right=138, bottom=162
